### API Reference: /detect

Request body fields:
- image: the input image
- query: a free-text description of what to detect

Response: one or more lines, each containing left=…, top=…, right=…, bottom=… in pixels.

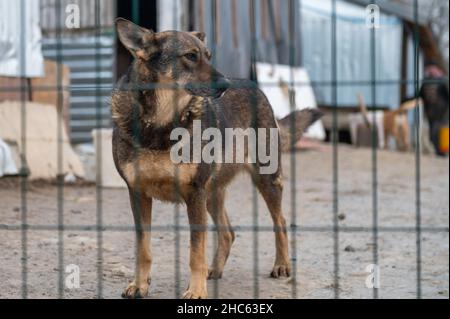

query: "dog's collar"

left=142, top=103, right=202, bottom=130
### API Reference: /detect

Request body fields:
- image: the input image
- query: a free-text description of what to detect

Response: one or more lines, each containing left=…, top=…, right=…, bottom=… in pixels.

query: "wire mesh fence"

left=0, top=0, right=448, bottom=300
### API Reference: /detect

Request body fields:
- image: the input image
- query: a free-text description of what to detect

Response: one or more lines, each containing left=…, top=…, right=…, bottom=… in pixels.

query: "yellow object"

left=440, top=127, right=449, bottom=154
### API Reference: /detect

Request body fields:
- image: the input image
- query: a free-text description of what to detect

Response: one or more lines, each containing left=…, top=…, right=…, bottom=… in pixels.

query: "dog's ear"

left=190, top=31, right=207, bottom=44
left=116, top=18, right=154, bottom=59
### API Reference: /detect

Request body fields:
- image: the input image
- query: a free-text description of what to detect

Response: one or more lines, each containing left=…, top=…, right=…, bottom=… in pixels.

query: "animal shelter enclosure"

left=0, top=0, right=448, bottom=300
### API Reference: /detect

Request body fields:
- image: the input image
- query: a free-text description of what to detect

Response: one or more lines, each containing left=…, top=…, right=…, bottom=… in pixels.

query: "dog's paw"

left=270, top=264, right=291, bottom=278
left=182, top=289, right=207, bottom=299
left=121, top=281, right=149, bottom=299
left=207, top=268, right=223, bottom=280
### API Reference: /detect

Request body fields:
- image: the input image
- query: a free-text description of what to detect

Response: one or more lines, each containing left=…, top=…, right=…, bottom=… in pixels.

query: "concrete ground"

left=0, top=145, right=448, bottom=299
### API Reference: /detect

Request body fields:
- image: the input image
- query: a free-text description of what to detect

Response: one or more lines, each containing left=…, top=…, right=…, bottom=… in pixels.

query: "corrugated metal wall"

left=42, top=36, right=115, bottom=144
left=39, top=0, right=115, bottom=144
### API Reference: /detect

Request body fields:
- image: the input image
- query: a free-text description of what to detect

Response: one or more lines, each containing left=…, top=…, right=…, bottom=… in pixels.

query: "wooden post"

left=400, top=23, right=409, bottom=101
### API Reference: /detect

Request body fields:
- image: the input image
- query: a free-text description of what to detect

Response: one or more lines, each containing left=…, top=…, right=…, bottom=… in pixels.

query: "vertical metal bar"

left=231, top=0, right=239, bottom=48
left=210, top=0, right=220, bottom=299
left=288, top=0, right=298, bottom=299
left=249, top=0, right=259, bottom=299
left=94, top=0, right=104, bottom=299
left=55, top=0, right=65, bottom=299
left=261, top=0, right=269, bottom=41
left=19, top=0, right=28, bottom=299
left=174, top=151, right=181, bottom=299
left=413, top=0, right=422, bottom=299
left=297, top=0, right=303, bottom=67
left=128, top=0, right=142, bottom=302
left=272, top=0, right=281, bottom=45
left=370, top=0, right=379, bottom=300
left=174, top=183, right=181, bottom=299
left=172, top=0, right=181, bottom=299
left=331, top=0, right=340, bottom=299
left=214, top=0, right=221, bottom=45
left=267, top=0, right=279, bottom=54
left=128, top=0, right=146, bottom=301
left=132, top=0, right=140, bottom=25
left=198, top=0, right=205, bottom=32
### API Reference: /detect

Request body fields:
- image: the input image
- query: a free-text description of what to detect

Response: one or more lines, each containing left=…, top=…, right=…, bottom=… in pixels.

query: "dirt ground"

left=0, top=145, right=448, bottom=299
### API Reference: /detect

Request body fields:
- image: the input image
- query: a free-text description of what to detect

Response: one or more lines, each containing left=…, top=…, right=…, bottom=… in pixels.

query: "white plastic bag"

left=0, top=138, right=18, bottom=177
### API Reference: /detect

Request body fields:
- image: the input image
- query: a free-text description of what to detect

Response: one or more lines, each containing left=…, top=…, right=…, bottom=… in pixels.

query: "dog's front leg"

left=183, top=190, right=208, bottom=299
left=122, top=189, right=153, bottom=299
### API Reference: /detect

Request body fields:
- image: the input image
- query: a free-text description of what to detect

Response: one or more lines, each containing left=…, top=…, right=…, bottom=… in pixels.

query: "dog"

left=357, top=94, right=420, bottom=151
left=383, top=99, right=421, bottom=152
left=111, top=18, right=322, bottom=299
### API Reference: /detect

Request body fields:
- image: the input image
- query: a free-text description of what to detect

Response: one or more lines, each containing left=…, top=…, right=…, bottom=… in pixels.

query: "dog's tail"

left=396, top=98, right=422, bottom=114
left=278, top=109, right=324, bottom=152
left=358, top=93, right=371, bottom=127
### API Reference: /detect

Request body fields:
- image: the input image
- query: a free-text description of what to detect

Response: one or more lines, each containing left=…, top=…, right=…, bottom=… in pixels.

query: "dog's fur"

left=382, top=100, right=416, bottom=152
left=111, top=18, right=322, bottom=299
left=358, top=94, right=419, bottom=151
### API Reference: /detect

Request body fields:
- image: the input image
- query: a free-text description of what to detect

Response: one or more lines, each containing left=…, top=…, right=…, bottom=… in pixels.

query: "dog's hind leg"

left=255, top=171, right=291, bottom=278
left=206, top=188, right=235, bottom=280
left=122, top=189, right=153, bottom=299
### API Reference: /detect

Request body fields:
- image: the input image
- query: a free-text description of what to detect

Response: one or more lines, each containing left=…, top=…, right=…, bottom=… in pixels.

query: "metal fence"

left=0, top=0, right=448, bottom=299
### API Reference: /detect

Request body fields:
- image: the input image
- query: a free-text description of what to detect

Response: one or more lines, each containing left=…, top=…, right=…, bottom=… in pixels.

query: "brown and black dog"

left=111, top=18, right=322, bottom=299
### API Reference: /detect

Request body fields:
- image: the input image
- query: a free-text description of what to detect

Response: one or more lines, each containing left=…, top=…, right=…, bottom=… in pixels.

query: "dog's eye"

left=184, top=53, right=198, bottom=62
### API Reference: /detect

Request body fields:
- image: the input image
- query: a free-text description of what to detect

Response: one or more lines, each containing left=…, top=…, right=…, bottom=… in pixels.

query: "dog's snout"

left=212, top=72, right=230, bottom=98
left=214, top=77, right=230, bottom=93
left=186, top=68, right=230, bottom=98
